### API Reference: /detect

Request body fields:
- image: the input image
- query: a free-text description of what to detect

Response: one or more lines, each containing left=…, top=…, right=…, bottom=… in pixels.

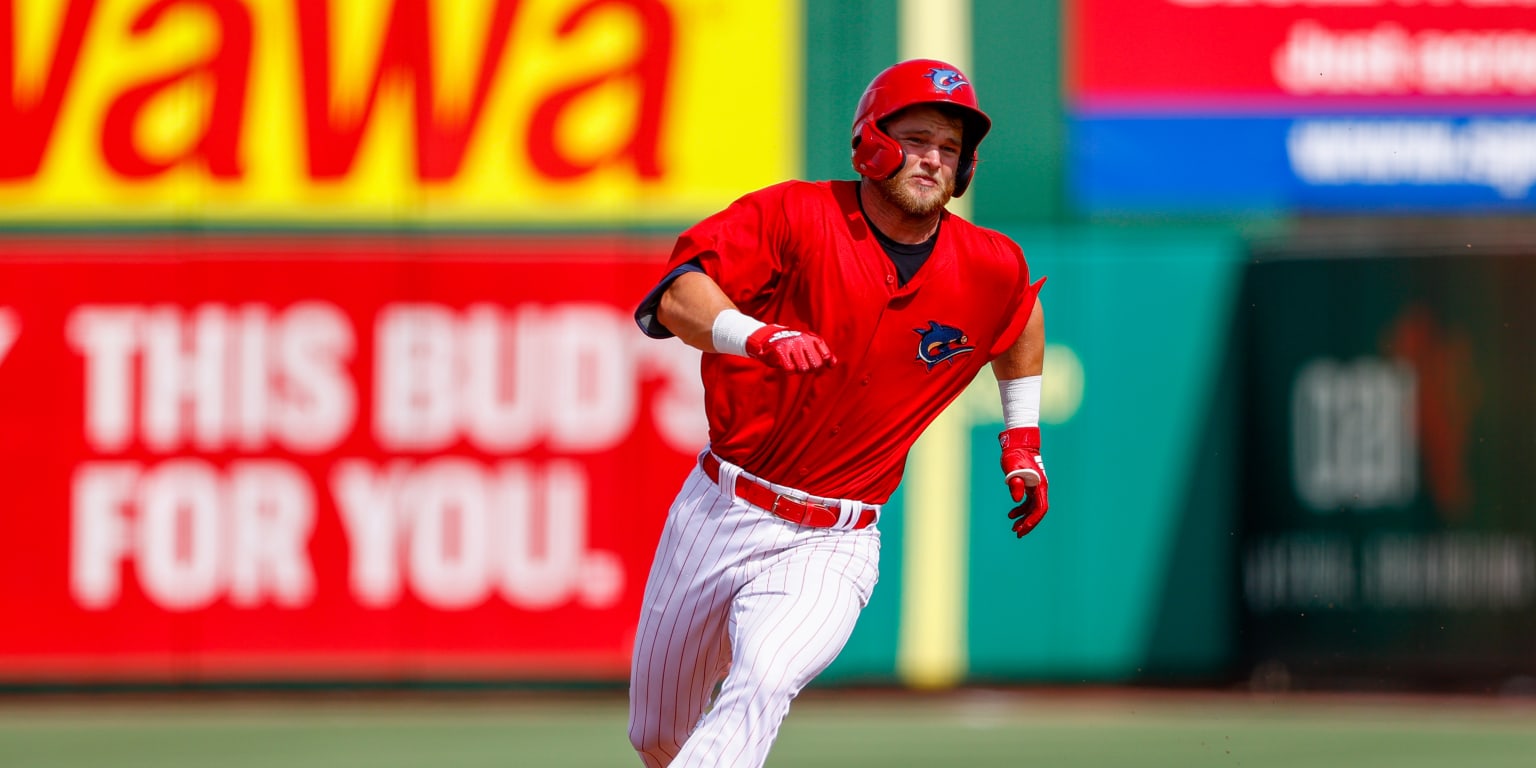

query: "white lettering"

left=461, top=304, right=543, bottom=452
left=635, top=338, right=708, bottom=455
left=226, top=461, right=316, bottom=608
left=1239, top=533, right=1532, bottom=614
left=544, top=305, right=636, bottom=452
left=332, top=459, right=411, bottom=608
left=67, top=307, right=141, bottom=452
left=407, top=459, right=495, bottom=609
left=232, top=305, right=271, bottom=450
left=273, top=302, right=356, bottom=453
left=330, top=458, right=623, bottom=611
left=1244, top=532, right=1357, bottom=612
left=69, top=461, right=317, bottom=612
left=1272, top=21, right=1536, bottom=96
left=1273, top=21, right=1413, bottom=95
left=135, top=459, right=228, bottom=612
left=1291, top=358, right=1418, bottom=510
left=373, top=302, right=654, bottom=454
left=67, top=303, right=356, bottom=454
left=70, top=463, right=139, bottom=609
left=375, top=304, right=458, bottom=450
left=141, top=306, right=228, bottom=452
left=496, top=460, right=598, bottom=609
left=1289, top=118, right=1536, bottom=198
left=1363, top=532, right=1536, bottom=609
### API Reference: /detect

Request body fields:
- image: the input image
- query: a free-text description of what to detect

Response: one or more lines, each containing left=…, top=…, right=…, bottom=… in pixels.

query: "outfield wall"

left=4, top=0, right=1534, bottom=690
left=7, top=230, right=1535, bottom=689
left=0, top=229, right=1249, bottom=686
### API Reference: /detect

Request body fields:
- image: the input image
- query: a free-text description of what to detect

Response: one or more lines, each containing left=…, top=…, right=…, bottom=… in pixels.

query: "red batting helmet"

left=851, top=59, right=992, bottom=197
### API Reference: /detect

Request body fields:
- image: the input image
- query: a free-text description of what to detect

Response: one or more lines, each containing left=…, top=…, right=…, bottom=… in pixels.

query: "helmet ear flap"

left=851, top=120, right=905, bottom=181
left=953, top=153, right=977, bottom=198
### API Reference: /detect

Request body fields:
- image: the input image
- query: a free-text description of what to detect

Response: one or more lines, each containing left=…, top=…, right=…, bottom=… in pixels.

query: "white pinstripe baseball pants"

left=627, top=456, right=881, bottom=768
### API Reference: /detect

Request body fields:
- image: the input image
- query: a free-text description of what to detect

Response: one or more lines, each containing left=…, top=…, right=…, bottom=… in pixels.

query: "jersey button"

left=798, top=467, right=810, bottom=477
left=885, top=275, right=895, bottom=285
left=861, top=376, right=871, bottom=386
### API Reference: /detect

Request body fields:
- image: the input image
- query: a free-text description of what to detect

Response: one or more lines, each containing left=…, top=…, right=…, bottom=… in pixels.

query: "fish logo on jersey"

left=925, top=68, right=969, bottom=94
left=914, top=321, right=974, bottom=370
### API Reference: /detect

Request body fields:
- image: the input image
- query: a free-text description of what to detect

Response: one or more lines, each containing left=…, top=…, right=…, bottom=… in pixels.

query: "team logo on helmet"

left=914, top=321, right=974, bottom=370
left=925, top=68, right=969, bottom=94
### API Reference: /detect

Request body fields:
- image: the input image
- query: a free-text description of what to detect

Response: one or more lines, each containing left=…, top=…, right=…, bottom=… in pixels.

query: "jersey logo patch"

left=925, top=68, right=969, bottom=94
left=914, top=321, right=974, bottom=370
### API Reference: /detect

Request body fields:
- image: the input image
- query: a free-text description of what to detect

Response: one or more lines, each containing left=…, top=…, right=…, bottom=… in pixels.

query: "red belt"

left=701, top=454, right=877, bottom=530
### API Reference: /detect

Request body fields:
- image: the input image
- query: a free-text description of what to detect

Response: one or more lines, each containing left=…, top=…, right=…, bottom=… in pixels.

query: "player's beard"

left=877, top=168, right=954, bottom=217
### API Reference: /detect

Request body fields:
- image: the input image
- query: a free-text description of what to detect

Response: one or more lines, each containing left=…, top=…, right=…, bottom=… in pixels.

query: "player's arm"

left=990, top=295, right=1043, bottom=380
left=656, top=270, right=837, bottom=373
left=992, top=297, right=1049, bottom=537
left=656, top=270, right=736, bottom=352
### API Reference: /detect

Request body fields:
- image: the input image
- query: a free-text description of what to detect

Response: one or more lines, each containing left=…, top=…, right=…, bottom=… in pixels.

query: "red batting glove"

left=745, top=324, right=837, bottom=372
left=999, top=426, right=1049, bottom=538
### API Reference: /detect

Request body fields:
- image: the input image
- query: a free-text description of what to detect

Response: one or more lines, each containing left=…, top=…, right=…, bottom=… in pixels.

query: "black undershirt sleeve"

left=633, top=258, right=705, bottom=339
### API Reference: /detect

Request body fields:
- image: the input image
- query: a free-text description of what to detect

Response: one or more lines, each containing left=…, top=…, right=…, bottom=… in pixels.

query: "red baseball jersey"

left=654, top=179, right=1038, bottom=503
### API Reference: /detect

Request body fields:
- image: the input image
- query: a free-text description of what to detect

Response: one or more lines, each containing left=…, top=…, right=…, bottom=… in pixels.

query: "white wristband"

left=998, top=375, right=1042, bottom=429
left=711, top=308, right=767, bottom=357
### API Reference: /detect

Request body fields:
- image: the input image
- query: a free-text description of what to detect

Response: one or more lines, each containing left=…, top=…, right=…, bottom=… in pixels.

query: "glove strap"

left=998, top=426, right=1040, bottom=451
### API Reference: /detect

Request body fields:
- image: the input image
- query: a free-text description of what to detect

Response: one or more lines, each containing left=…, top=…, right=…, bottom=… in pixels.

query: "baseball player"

left=627, top=58, right=1047, bottom=768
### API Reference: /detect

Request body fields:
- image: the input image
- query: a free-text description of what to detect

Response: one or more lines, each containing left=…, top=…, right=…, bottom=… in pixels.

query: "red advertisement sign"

left=1070, top=0, right=1536, bottom=109
left=0, top=236, right=702, bottom=682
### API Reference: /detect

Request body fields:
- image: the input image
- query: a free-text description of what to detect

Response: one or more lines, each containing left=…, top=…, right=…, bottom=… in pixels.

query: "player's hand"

left=745, top=324, right=837, bottom=372
left=999, top=426, right=1049, bottom=538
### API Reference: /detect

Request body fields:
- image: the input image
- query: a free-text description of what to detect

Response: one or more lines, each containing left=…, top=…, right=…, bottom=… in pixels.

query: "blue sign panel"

left=1070, top=114, right=1536, bottom=214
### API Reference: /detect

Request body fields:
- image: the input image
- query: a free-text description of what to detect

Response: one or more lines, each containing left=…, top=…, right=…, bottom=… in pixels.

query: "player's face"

left=876, top=107, right=964, bottom=217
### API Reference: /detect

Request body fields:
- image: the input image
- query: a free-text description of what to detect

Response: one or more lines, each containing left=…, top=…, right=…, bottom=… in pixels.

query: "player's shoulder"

left=945, top=212, right=1027, bottom=262
left=756, top=179, right=846, bottom=206
left=736, top=179, right=839, bottom=201
left=731, top=180, right=850, bottom=226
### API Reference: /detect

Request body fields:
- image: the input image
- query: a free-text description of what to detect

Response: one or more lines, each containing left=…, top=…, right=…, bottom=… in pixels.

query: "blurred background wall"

left=1, top=0, right=1533, bottom=693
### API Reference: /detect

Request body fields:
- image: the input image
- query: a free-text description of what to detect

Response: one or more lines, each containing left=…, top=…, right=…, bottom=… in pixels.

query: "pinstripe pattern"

left=628, top=458, right=881, bottom=768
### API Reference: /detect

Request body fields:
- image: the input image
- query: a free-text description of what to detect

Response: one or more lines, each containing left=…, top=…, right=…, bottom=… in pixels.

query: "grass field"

left=2, top=687, right=1534, bottom=767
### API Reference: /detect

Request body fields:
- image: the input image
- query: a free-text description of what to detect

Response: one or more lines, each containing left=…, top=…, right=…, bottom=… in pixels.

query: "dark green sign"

left=1243, top=247, right=1536, bottom=689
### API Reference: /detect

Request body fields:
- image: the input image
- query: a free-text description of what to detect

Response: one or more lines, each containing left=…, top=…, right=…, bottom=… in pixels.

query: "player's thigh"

left=632, top=466, right=741, bottom=654
left=630, top=570, right=734, bottom=699
left=728, top=530, right=880, bottom=689
left=629, top=472, right=743, bottom=735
